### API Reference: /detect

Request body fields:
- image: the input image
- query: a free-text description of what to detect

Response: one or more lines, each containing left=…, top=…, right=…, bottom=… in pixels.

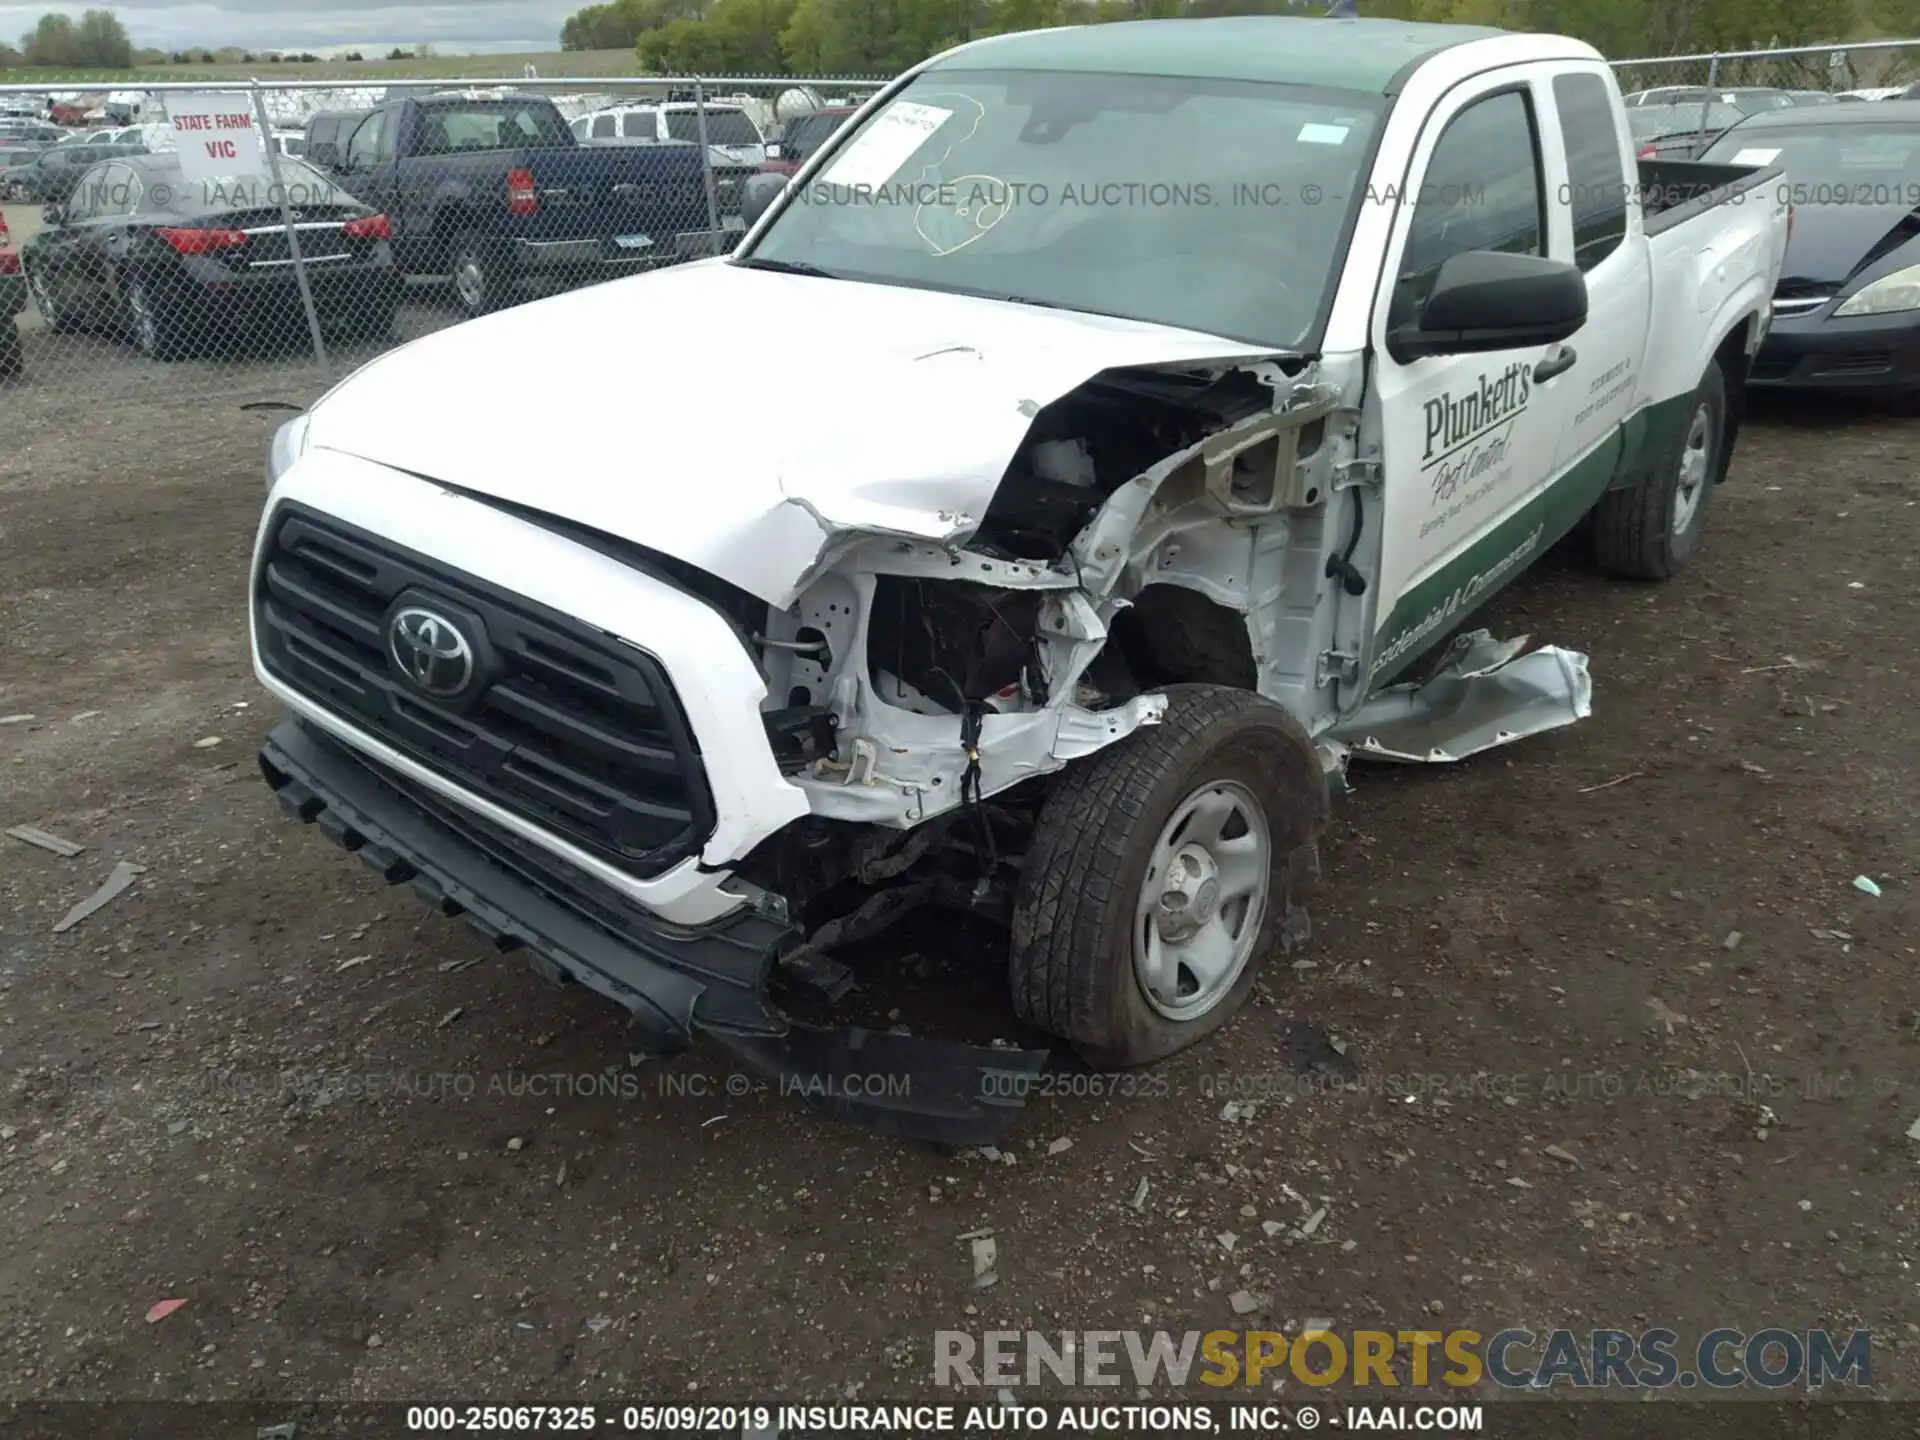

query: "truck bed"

left=1639, top=157, right=1783, bottom=237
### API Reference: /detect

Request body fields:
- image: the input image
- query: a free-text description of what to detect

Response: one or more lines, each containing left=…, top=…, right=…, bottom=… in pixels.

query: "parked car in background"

left=79, top=125, right=146, bottom=147
left=0, top=210, right=25, bottom=380
left=0, top=135, right=62, bottom=175
left=1627, top=101, right=1747, bottom=158
left=762, top=107, right=856, bottom=175
left=0, top=119, right=66, bottom=143
left=20, top=154, right=402, bottom=360
left=1701, top=101, right=1920, bottom=393
left=269, top=130, right=307, bottom=158
left=1837, top=87, right=1906, bottom=102
left=1719, top=87, right=1796, bottom=112
left=311, top=93, right=720, bottom=317
left=571, top=102, right=766, bottom=165
left=3, top=142, right=146, bottom=204
left=1785, top=90, right=1838, bottom=105
left=1901, top=82, right=1920, bottom=100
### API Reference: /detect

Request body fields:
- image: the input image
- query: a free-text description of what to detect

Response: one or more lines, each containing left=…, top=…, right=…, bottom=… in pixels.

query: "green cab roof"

left=927, top=17, right=1510, bottom=94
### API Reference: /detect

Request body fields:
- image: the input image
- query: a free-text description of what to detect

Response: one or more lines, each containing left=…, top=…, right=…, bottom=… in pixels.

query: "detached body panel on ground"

left=250, top=18, right=1789, bottom=1138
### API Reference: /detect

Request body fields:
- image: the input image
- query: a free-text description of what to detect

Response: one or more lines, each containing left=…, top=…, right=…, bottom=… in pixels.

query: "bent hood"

left=302, top=260, right=1287, bottom=606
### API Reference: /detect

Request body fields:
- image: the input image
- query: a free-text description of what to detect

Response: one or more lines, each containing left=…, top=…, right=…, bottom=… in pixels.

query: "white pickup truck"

left=252, top=17, right=1788, bottom=1140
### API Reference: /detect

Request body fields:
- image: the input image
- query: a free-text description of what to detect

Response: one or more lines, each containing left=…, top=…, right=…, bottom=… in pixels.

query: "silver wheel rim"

left=454, top=254, right=485, bottom=310
left=1671, top=402, right=1712, bottom=538
left=29, top=269, right=56, bottom=326
left=126, top=281, right=157, bottom=353
left=1133, top=779, right=1272, bottom=1022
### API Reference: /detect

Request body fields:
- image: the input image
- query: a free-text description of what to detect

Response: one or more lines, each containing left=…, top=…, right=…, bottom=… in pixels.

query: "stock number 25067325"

left=980, top=1071, right=1174, bottom=1100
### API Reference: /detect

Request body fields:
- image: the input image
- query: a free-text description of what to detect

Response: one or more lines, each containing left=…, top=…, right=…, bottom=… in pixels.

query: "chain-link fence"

left=0, top=73, right=889, bottom=409
left=0, top=43, right=1913, bottom=413
left=1612, top=38, right=1920, bottom=96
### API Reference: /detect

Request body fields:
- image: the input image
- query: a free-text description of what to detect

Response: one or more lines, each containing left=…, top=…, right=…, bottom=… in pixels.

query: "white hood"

left=303, top=260, right=1285, bottom=605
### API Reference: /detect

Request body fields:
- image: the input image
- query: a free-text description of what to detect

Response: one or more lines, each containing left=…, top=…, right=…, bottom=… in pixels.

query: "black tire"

left=1592, top=360, right=1726, bottom=580
left=25, top=261, right=75, bottom=333
left=0, top=320, right=21, bottom=382
left=1009, top=684, right=1328, bottom=1070
left=123, top=274, right=191, bottom=361
left=450, top=231, right=511, bottom=318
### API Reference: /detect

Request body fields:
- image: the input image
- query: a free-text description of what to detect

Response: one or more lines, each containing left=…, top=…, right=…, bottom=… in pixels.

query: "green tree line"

left=2, top=10, right=136, bottom=69
left=558, top=0, right=1920, bottom=75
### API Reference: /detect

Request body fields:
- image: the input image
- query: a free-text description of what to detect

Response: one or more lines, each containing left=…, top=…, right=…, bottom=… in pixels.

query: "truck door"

left=1364, top=66, right=1581, bottom=686
left=1539, top=66, right=1649, bottom=488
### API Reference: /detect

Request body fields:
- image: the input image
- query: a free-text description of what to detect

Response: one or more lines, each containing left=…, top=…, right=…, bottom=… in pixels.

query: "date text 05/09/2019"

left=404, top=1403, right=1486, bottom=1434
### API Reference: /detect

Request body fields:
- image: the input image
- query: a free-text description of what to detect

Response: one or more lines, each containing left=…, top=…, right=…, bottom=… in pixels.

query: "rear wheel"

left=123, top=275, right=191, bottom=360
left=26, top=261, right=75, bottom=333
left=450, top=231, right=512, bottom=318
left=1009, top=684, right=1328, bottom=1069
left=1592, top=360, right=1726, bottom=579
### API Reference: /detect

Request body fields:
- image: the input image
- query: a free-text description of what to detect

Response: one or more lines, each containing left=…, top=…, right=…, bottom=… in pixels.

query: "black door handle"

left=1534, top=344, right=1578, bottom=382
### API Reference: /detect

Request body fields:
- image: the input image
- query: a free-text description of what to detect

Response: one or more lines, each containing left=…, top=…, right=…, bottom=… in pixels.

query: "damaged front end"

left=709, top=354, right=1370, bottom=1124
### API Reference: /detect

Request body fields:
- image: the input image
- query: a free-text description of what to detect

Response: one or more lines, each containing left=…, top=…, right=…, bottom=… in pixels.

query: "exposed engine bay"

left=724, top=353, right=1378, bottom=987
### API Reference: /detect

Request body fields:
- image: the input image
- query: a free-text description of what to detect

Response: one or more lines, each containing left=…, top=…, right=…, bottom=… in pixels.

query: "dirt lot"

left=0, top=294, right=1916, bottom=1420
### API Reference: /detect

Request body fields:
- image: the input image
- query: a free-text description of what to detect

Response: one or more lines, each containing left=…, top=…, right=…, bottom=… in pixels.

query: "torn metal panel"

left=795, top=695, right=1167, bottom=826
left=1326, top=630, right=1593, bottom=764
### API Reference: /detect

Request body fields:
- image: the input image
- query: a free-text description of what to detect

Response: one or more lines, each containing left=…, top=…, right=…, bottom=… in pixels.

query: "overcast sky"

left=1, top=0, right=576, bottom=53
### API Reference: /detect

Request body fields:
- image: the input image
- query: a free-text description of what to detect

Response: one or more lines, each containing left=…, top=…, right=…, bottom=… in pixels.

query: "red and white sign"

left=163, top=92, right=267, bottom=184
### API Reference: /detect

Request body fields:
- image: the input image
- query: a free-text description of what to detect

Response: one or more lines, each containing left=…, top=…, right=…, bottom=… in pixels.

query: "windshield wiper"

left=731, top=256, right=841, bottom=279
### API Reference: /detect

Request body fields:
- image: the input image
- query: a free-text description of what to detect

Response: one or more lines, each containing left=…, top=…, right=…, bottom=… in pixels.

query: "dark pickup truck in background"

left=306, top=93, right=720, bottom=317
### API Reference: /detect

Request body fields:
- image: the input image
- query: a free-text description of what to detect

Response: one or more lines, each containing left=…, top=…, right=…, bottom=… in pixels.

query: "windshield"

left=1726, top=90, right=1795, bottom=110
left=1700, top=124, right=1920, bottom=195
left=416, top=101, right=570, bottom=153
left=1630, top=103, right=1744, bottom=137
left=745, top=69, right=1384, bottom=348
left=665, top=109, right=762, bottom=147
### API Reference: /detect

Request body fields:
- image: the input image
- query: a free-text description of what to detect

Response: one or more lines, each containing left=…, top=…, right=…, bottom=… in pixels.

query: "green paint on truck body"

left=1364, top=390, right=1695, bottom=693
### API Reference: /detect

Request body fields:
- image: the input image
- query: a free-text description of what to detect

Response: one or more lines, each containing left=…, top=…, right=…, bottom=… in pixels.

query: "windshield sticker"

left=1731, top=147, right=1780, bottom=165
left=1298, top=122, right=1349, bottom=145
left=817, top=100, right=953, bottom=192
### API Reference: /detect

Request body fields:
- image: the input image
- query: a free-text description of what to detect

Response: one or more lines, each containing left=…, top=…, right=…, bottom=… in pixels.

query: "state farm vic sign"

left=163, top=92, right=268, bottom=186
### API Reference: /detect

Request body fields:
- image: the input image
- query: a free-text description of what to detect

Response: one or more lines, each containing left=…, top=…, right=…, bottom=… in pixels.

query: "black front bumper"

left=259, top=717, right=1046, bottom=1143
left=1749, top=309, right=1920, bottom=392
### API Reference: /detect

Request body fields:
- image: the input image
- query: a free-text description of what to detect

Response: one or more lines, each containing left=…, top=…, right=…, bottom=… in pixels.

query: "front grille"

left=1814, top=352, right=1893, bottom=377
left=255, top=506, right=716, bottom=877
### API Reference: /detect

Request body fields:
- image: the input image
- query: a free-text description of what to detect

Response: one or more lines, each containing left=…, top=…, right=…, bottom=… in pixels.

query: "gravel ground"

left=0, top=298, right=1916, bottom=1416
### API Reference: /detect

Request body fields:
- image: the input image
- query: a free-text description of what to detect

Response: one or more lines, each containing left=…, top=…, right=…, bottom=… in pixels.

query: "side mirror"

left=41, top=200, right=62, bottom=224
left=740, top=171, right=788, bottom=228
left=764, top=141, right=782, bottom=160
left=1388, top=250, right=1587, bottom=362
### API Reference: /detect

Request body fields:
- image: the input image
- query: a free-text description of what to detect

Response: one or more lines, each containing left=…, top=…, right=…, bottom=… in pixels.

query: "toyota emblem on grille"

left=388, top=606, right=475, bottom=698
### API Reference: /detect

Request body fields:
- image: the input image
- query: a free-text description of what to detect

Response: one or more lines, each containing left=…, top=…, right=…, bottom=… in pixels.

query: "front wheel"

left=1009, top=684, right=1328, bottom=1069
left=1592, top=360, right=1726, bottom=580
